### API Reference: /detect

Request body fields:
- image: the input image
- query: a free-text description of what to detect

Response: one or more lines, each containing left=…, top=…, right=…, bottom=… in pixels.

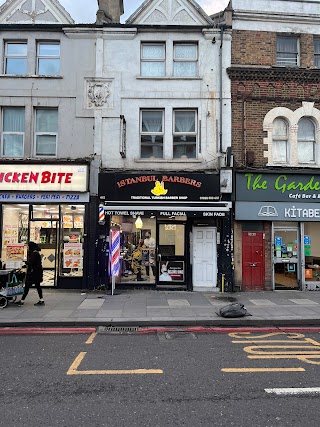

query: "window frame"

left=276, top=35, right=299, bottom=67
left=36, top=41, right=61, bottom=75
left=272, top=117, right=289, bottom=164
left=34, top=108, right=58, bottom=158
left=172, top=109, right=198, bottom=159
left=297, top=117, right=316, bottom=164
left=314, top=38, right=320, bottom=68
left=173, top=42, right=198, bottom=77
left=140, top=109, right=164, bottom=159
left=1, top=107, right=25, bottom=158
left=140, top=42, right=166, bottom=77
left=4, top=41, right=28, bottom=75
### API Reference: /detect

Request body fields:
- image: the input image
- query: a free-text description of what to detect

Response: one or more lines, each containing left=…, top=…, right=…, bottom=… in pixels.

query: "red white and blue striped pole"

left=99, top=205, right=105, bottom=225
left=110, top=229, right=120, bottom=295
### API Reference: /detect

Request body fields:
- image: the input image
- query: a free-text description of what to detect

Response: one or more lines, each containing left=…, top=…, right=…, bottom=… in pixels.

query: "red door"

left=242, top=232, right=265, bottom=291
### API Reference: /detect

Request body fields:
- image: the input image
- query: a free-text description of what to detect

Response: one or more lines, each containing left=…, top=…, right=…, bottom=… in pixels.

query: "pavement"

left=1, top=288, right=320, bottom=327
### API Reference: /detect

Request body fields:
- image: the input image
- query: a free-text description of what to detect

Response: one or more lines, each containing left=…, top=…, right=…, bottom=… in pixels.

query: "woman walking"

left=18, top=241, right=44, bottom=306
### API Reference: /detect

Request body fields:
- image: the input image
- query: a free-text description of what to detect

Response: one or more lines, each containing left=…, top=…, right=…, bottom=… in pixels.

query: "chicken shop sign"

left=0, top=165, right=88, bottom=192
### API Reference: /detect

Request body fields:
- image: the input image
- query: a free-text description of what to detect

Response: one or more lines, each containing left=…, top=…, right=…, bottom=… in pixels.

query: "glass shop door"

left=156, top=222, right=186, bottom=287
left=273, top=224, right=300, bottom=290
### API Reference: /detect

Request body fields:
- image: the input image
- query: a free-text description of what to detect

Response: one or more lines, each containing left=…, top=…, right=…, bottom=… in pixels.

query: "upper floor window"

left=1, top=107, right=25, bottom=157
left=140, top=110, right=164, bottom=159
left=37, top=42, right=60, bottom=75
left=314, top=38, right=320, bottom=68
left=173, top=43, right=198, bottom=77
left=173, top=110, right=197, bottom=159
left=298, top=118, right=315, bottom=163
left=35, top=108, right=58, bottom=157
left=272, top=118, right=288, bottom=163
left=276, top=36, right=299, bottom=66
left=264, top=103, right=320, bottom=167
left=4, top=42, right=27, bottom=75
left=141, top=43, right=165, bottom=77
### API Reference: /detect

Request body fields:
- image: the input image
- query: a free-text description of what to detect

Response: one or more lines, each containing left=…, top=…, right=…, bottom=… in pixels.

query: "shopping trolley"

left=0, top=269, right=25, bottom=309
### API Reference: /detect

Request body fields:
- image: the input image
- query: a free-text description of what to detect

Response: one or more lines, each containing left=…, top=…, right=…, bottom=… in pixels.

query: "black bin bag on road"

left=218, top=303, right=250, bottom=318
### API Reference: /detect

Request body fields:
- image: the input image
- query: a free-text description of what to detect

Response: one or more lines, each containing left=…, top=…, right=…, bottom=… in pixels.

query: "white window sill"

left=136, top=76, right=202, bottom=80
left=135, top=158, right=202, bottom=163
left=0, top=74, right=63, bottom=78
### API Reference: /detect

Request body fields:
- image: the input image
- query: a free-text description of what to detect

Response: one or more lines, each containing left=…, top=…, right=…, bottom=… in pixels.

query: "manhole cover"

left=158, top=331, right=198, bottom=341
left=98, top=326, right=139, bottom=334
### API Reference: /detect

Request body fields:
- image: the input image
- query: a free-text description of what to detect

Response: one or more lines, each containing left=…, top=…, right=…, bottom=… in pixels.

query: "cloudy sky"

left=0, top=0, right=229, bottom=23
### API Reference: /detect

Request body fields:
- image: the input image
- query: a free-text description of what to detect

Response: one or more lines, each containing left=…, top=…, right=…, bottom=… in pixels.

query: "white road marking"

left=289, top=299, right=319, bottom=305
left=249, top=299, right=276, bottom=306
left=265, top=387, right=320, bottom=395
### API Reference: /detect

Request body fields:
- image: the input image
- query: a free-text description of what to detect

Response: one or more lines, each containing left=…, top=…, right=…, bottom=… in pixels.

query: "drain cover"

left=158, top=331, right=198, bottom=341
left=98, top=326, right=139, bottom=334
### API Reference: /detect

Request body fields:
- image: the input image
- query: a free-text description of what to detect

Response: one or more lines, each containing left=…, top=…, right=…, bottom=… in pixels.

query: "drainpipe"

left=219, top=26, right=224, bottom=154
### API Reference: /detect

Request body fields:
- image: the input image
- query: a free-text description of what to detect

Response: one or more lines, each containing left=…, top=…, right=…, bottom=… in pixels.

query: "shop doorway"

left=242, top=232, right=265, bottom=291
left=29, top=219, right=58, bottom=286
left=157, top=222, right=186, bottom=287
left=273, top=224, right=299, bottom=290
left=192, top=227, right=217, bottom=290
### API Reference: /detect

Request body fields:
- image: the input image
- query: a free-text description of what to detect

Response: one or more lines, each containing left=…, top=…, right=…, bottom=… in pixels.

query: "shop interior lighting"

left=135, top=215, right=143, bottom=229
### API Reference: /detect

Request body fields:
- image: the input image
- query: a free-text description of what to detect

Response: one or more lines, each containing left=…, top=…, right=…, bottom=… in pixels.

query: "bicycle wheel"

left=0, top=295, right=8, bottom=309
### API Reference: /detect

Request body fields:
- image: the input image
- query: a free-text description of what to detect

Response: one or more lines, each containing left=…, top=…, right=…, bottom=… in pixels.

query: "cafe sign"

left=0, top=165, right=88, bottom=192
left=236, top=201, right=320, bottom=221
left=236, top=172, right=320, bottom=202
left=99, top=172, right=220, bottom=203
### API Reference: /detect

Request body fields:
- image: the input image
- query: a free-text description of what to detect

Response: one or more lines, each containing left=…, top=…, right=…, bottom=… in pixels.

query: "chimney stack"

left=96, top=0, right=124, bottom=24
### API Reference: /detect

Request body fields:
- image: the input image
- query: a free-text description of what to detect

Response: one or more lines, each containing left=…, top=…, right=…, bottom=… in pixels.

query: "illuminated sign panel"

left=0, top=165, right=88, bottom=192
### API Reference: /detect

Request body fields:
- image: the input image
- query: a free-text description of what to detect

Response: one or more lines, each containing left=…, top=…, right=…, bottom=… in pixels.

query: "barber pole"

left=110, top=229, right=120, bottom=295
left=99, top=205, right=105, bottom=224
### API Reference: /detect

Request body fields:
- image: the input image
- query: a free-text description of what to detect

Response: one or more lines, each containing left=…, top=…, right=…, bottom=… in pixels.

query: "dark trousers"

left=145, top=265, right=156, bottom=276
left=22, top=280, right=43, bottom=301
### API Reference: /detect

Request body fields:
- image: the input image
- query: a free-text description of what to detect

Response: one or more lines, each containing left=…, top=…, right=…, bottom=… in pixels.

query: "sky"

left=0, top=0, right=230, bottom=23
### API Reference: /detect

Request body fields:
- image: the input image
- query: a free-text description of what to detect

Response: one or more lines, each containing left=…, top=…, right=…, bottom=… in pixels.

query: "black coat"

left=25, top=250, right=43, bottom=283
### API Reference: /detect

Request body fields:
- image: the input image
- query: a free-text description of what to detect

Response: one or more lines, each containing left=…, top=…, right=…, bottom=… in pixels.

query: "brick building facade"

left=224, top=0, right=320, bottom=291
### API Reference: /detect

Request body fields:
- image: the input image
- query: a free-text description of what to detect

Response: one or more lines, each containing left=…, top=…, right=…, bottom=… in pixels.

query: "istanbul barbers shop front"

left=0, top=163, right=89, bottom=289
left=99, top=172, right=233, bottom=291
left=235, top=171, right=320, bottom=291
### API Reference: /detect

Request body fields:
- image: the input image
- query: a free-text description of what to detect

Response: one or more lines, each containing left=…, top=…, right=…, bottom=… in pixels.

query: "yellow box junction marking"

left=222, top=367, right=305, bottom=373
left=222, top=331, right=320, bottom=372
left=67, top=352, right=164, bottom=376
left=85, top=332, right=97, bottom=345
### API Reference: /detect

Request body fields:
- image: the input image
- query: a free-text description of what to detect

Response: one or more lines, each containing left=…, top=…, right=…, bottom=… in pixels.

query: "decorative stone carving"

left=87, top=80, right=112, bottom=109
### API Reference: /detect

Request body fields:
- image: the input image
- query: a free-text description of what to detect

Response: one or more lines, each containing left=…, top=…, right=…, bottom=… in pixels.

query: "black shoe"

left=15, top=301, right=24, bottom=306
left=34, top=301, right=45, bottom=306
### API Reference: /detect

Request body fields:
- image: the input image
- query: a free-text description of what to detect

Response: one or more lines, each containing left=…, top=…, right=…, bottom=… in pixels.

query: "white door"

left=193, top=227, right=217, bottom=291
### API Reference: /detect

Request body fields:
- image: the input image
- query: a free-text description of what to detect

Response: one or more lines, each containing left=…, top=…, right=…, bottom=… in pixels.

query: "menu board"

left=63, top=215, right=73, bottom=229
left=63, top=243, right=83, bottom=269
left=6, top=243, right=25, bottom=269
left=73, top=215, right=84, bottom=229
left=3, top=225, right=18, bottom=246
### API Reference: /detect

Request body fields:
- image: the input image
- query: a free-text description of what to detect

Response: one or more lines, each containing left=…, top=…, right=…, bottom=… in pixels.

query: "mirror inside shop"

left=0, top=204, right=85, bottom=286
left=113, top=215, right=186, bottom=284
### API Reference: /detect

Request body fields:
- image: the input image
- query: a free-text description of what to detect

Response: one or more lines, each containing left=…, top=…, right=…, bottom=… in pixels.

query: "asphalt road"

left=1, top=329, right=320, bottom=427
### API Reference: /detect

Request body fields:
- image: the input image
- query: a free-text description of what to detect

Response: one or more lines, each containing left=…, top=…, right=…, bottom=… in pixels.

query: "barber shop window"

left=298, top=118, right=316, bottom=164
left=4, top=42, right=27, bottom=75
left=1, top=107, right=25, bottom=157
left=140, top=110, right=164, bottom=159
left=276, top=36, right=299, bottom=66
left=37, top=42, right=60, bottom=75
left=272, top=118, right=288, bottom=163
left=173, top=109, right=197, bottom=159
